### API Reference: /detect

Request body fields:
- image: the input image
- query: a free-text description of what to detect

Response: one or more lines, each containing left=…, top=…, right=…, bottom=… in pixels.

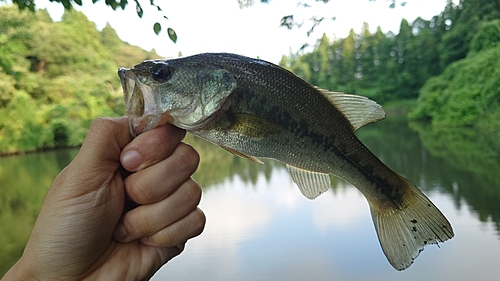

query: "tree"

left=356, top=23, right=376, bottom=91
left=7, top=0, right=177, bottom=41
left=0, top=6, right=165, bottom=154
left=338, top=29, right=357, bottom=93
left=0, top=5, right=33, bottom=76
left=409, top=19, right=500, bottom=127
left=6, top=0, right=422, bottom=42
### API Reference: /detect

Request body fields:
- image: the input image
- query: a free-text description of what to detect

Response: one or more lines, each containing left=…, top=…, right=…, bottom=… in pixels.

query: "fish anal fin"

left=369, top=178, right=454, bottom=270
left=286, top=164, right=331, bottom=199
left=221, top=146, right=263, bottom=164
left=317, top=89, right=386, bottom=131
left=231, top=113, right=282, bottom=138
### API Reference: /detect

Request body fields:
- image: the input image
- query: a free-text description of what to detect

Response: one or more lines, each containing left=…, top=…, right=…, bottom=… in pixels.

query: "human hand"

left=2, top=117, right=205, bottom=281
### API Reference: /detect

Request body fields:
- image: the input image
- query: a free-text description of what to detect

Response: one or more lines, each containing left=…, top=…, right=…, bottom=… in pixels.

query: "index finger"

left=120, top=123, right=186, bottom=172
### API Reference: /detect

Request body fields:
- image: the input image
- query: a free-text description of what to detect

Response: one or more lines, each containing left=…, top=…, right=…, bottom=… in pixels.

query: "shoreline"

left=0, top=145, right=81, bottom=158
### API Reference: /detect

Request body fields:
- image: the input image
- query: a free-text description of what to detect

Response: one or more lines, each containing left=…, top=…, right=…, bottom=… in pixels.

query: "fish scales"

left=190, top=53, right=405, bottom=206
left=118, top=52, right=454, bottom=271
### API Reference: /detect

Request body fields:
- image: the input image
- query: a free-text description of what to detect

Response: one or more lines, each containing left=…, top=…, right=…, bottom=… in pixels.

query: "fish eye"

left=151, top=66, right=172, bottom=82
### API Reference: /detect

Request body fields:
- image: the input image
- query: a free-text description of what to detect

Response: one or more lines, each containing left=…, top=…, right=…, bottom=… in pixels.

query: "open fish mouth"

left=118, top=67, right=166, bottom=137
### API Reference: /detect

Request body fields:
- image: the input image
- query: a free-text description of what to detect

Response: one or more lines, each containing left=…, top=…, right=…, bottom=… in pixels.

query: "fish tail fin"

left=369, top=178, right=454, bottom=271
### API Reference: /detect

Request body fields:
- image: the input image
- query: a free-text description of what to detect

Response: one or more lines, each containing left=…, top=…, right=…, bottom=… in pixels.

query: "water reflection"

left=0, top=148, right=78, bottom=275
left=155, top=164, right=499, bottom=281
left=1, top=117, right=500, bottom=280
left=159, top=116, right=500, bottom=281
left=410, top=122, right=500, bottom=234
left=155, top=168, right=381, bottom=281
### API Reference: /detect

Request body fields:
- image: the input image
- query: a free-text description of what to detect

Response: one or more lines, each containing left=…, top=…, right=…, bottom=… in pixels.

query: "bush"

left=470, top=20, right=500, bottom=54
left=410, top=45, right=500, bottom=127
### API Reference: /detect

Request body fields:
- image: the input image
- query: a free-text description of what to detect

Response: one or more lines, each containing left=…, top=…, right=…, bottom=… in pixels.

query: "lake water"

left=1, top=116, right=499, bottom=280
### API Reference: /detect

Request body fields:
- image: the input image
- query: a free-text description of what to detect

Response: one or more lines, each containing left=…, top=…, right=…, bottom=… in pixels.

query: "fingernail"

left=122, top=150, right=141, bottom=170
left=113, top=224, right=128, bottom=240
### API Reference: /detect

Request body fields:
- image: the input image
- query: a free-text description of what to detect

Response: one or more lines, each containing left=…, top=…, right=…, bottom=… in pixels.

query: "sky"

left=35, top=0, right=458, bottom=64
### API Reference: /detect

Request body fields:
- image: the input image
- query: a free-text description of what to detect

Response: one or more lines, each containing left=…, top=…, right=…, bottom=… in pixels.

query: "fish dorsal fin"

left=231, top=113, right=282, bottom=138
left=286, top=164, right=331, bottom=199
left=317, top=89, right=386, bottom=131
left=221, top=146, right=264, bottom=164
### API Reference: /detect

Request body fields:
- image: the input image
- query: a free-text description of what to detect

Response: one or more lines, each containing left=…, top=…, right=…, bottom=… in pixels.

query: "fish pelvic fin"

left=369, top=178, right=454, bottom=271
left=317, top=89, right=386, bottom=131
left=221, top=146, right=264, bottom=164
left=286, top=165, right=331, bottom=199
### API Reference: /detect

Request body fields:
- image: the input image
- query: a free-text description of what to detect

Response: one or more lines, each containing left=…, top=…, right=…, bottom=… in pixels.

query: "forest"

left=280, top=0, right=500, bottom=128
left=0, top=6, right=160, bottom=155
left=1, top=0, right=499, bottom=155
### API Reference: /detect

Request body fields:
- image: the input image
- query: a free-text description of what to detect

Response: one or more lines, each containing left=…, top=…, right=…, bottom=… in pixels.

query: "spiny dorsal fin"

left=317, top=88, right=386, bottom=131
left=286, top=164, right=331, bottom=199
left=221, top=146, right=264, bottom=164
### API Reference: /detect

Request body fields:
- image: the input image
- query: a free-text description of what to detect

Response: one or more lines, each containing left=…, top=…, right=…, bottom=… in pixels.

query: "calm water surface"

left=1, top=116, right=499, bottom=280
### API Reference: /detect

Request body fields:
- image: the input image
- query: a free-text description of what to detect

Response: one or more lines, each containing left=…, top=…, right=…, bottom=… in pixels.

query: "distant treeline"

left=280, top=0, right=500, bottom=128
left=1, top=1, right=500, bottom=155
left=0, top=6, right=161, bottom=155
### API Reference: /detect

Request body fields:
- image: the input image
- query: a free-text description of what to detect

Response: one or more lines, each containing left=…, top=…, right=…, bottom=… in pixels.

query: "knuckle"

left=175, top=143, right=200, bottom=174
left=158, top=229, right=177, bottom=247
left=125, top=176, right=151, bottom=204
left=129, top=211, right=153, bottom=238
left=136, top=132, right=168, bottom=160
left=88, top=117, right=114, bottom=135
left=121, top=214, right=137, bottom=237
left=180, top=180, right=202, bottom=206
left=140, top=124, right=185, bottom=155
left=190, top=209, right=206, bottom=234
left=157, top=134, right=172, bottom=155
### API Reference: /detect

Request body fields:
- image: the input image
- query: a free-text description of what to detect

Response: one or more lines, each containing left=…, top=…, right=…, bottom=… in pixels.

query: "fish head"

left=118, top=59, right=237, bottom=137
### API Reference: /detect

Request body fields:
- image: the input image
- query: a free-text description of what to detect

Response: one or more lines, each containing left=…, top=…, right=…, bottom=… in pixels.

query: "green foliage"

left=281, top=0, right=500, bottom=128
left=0, top=5, right=159, bottom=154
left=167, top=27, right=178, bottom=43
left=409, top=22, right=500, bottom=127
left=282, top=17, right=442, bottom=103
left=470, top=20, right=500, bottom=53
left=10, top=0, right=178, bottom=43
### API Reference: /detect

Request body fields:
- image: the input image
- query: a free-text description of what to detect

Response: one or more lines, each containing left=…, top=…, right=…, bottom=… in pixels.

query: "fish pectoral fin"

left=286, top=165, right=331, bottom=199
left=221, top=146, right=264, bottom=164
left=231, top=113, right=282, bottom=138
left=317, top=88, right=386, bottom=131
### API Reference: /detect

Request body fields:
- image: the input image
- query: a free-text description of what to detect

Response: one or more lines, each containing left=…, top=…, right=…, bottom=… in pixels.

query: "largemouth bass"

left=118, top=53, right=453, bottom=270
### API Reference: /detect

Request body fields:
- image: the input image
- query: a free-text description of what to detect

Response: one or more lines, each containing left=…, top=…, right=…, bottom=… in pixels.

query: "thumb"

left=54, top=117, right=131, bottom=194
left=75, top=117, right=131, bottom=173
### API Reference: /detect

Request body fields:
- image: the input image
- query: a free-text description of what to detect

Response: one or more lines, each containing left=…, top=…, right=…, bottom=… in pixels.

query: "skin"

left=1, top=117, right=206, bottom=281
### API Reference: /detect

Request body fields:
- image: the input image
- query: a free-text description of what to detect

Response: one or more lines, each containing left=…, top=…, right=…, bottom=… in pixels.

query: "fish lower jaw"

left=171, top=111, right=219, bottom=131
left=129, top=114, right=174, bottom=137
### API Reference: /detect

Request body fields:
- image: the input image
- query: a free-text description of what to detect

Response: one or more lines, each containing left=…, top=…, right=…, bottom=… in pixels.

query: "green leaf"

left=133, top=0, right=143, bottom=17
left=74, top=0, right=83, bottom=5
left=119, top=0, right=127, bottom=9
left=153, top=22, right=161, bottom=35
left=61, top=0, right=72, bottom=9
left=167, top=28, right=177, bottom=43
left=12, top=0, right=36, bottom=11
left=105, top=0, right=118, bottom=10
left=163, top=15, right=168, bottom=20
